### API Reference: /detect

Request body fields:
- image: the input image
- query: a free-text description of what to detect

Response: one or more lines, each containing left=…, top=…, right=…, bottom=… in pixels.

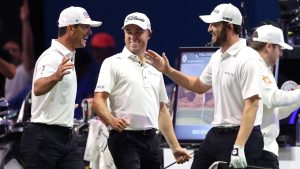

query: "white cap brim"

left=199, top=15, right=221, bottom=24
left=82, top=20, right=102, bottom=27
left=279, top=42, right=293, bottom=50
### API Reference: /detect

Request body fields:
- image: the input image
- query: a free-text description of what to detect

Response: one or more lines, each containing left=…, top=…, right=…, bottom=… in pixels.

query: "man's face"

left=3, top=41, right=21, bottom=65
left=71, top=24, right=92, bottom=49
left=208, top=22, right=228, bottom=46
left=124, top=24, right=150, bottom=56
left=269, top=44, right=282, bottom=66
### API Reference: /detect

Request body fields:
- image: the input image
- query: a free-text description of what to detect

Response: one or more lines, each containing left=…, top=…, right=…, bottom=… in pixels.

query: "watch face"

left=281, top=80, right=298, bottom=91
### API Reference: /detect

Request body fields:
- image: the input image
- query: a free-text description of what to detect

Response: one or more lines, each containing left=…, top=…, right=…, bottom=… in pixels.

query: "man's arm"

left=34, top=57, right=73, bottom=96
left=235, top=95, right=259, bottom=146
left=0, top=57, right=16, bottom=79
left=145, top=50, right=211, bottom=94
left=20, top=0, right=35, bottom=71
left=158, top=102, right=191, bottom=163
left=92, top=92, right=129, bottom=132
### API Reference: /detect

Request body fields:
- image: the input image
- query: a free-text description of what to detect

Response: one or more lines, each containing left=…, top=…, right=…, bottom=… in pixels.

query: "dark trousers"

left=20, top=123, right=85, bottom=169
left=108, top=130, right=162, bottom=169
left=255, top=150, right=279, bottom=169
left=191, top=126, right=264, bottom=169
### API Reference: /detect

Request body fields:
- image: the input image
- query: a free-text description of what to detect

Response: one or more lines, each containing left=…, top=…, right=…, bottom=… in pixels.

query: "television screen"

left=173, top=47, right=218, bottom=143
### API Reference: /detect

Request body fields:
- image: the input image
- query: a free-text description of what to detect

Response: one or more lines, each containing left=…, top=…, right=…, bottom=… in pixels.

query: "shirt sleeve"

left=34, top=53, right=59, bottom=80
left=158, top=73, right=169, bottom=103
left=94, top=58, right=116, bottom=93
left=239, top=58, right=262, bottom=100
left=200, top=55, right=213, bottom=86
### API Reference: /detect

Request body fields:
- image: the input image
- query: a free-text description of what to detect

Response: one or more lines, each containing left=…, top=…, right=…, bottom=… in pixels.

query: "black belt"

left=214, top=125, right=260, bottom=133
left=111, top=128, right=158, bottom=136
left=31, top=122, right=73, bottom=137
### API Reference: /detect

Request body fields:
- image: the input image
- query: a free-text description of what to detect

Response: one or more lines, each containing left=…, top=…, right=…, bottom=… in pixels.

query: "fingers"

left=114, top=118, right=130, bottom=132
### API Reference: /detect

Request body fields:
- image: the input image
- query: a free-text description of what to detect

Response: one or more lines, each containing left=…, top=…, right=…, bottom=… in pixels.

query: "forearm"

left=92, top=93, right=114, bottom=125
left=159, top=105, right=180, bottom=150
left=278, top=101, right=300, bottom=119
left=0, top=58, right=16, bottom=79
left=22, top=19, right=35, bottom=70
left=33, top=75, right=60, bottom=96
left=235, top=98, right=259, bottom=146
left=165, top=67, right=208, bottom=94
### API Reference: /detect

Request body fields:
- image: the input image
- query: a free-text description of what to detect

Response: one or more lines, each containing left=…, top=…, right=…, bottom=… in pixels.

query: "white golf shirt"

left=95, top=47, right=169, bottom=130
left=200, top=39, right=263, bottom=127
left=259, top=57, right=300, bottom=156
left=31, top=39, right=77, bottom=127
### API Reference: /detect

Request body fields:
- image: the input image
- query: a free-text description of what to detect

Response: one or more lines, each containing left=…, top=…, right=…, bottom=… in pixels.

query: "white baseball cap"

left=199, top=3, right=242, bottom=25
left=58, top=6, right=102, bottom=27
left=122, top=12, right=151, bottom=31
left=253, top=25, right=293, bottom=50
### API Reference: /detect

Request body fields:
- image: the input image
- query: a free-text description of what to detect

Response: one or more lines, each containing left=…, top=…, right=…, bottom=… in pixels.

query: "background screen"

left=173, top=47, right=218, bottom=143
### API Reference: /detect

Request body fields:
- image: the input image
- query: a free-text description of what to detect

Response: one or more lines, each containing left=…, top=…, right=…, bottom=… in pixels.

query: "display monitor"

left=173, top=47, right=218, bottom=144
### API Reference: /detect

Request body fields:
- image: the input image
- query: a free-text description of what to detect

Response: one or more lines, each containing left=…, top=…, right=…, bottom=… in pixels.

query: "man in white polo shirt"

left=92, top=12, right=191, bottom=169
left=251, top=24, right=300, bottom=169
left=145, top=3, right=263, bottom=169
left=19, top=6, right=101, bottom=169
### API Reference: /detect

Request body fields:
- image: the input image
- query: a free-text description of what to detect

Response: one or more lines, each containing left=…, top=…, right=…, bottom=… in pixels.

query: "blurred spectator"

left=3, top=0, right=35, bottom=109
left=75, top=32, right=116, bottom=119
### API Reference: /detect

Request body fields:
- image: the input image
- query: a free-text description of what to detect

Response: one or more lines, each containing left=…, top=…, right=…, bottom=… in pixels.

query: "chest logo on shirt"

left=224, top=71, right=234, bottom=77
left=262, top=76, right=272, bottom=84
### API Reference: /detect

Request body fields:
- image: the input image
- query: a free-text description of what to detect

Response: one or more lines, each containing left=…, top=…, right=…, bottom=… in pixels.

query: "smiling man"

left=19, top=6, right=101, bottom=169
left=92, top=12, right=191, bottom=169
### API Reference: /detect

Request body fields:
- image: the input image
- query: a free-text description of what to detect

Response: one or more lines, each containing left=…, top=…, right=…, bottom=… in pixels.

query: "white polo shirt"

left=259, top=58, right=300, bottom=156
left=200, top=39, right=263, bottom=127
left=31, top=39, right=77, bottom=127
left=95, top=47, right=169, bottom=130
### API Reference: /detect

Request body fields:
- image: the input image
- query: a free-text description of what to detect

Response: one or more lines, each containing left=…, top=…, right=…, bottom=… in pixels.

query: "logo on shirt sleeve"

left=262, top=76, right=272, bottom=84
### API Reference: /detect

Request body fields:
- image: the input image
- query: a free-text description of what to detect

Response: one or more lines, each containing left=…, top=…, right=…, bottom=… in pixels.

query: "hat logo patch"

left=223, top=17, right=232, bottom=21
left=83, top=12, right=90, bottom=18
left=126, top=15, right=145, bottom=23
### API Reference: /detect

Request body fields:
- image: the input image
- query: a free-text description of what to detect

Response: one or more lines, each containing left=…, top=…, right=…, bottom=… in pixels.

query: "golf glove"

left=230, top=145, right=247, bottom=168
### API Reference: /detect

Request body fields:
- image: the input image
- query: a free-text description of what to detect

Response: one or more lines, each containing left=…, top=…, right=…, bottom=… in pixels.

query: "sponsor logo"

left=126, top=15, right=145, bottom=23
left=262, top=76, right=272, bottom=84
left=83, top=12, right=90, bottom=18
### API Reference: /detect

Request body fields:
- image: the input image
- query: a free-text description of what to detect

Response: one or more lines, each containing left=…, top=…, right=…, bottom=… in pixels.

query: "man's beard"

left=213, top=25, right=228, bottom=46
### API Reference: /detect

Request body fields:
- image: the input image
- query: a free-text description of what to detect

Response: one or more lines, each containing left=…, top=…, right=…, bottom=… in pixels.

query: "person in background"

left=75, top=32, right=116, bottom=119
left=19, top=6, right=101, bottom=169
left=251, top=24, right=300, bottom=169
left=92, top=12, right=191, bottom=169
left=3, top=0, right=35, bottom=109
left=145, top=3, right=263, bottom=169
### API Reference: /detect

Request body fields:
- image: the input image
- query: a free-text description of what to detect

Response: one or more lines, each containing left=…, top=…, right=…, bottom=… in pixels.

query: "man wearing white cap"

left=20, top=6, right=101, bottom=169
left=145, top=3, right=263, bottom=169
left=93, top=12, right=191, bottom=169
left=251, top=24, right=300, bottom=169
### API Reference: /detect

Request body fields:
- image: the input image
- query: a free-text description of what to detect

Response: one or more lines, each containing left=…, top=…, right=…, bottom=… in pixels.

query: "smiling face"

left=123, top=24, right=150, bottom=56
left=208, top=22, right=228, bottom=46
left=70, top=24, right=92, bottom=49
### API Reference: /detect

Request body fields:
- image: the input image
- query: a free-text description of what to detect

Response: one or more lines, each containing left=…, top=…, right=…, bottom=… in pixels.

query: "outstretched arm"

left=145, top=50, right=211, bottom=94
left=20, top=0, right=35, bottom=71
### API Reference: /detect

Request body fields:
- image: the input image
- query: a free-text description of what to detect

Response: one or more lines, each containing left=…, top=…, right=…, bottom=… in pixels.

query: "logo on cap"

left=126, top=15, right=145, bottom=23
left=83, top=12, right=90, bottom=18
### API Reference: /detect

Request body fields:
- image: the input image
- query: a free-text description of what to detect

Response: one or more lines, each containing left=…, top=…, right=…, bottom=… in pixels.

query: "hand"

left=109, top=117, right=130, bottom=132
left=172, top=147, right=192, bottom=164
left=144, top=50, right=171, bottom=74
left=229, top=145, right=247, bottom=168
left=20, top=0, right=30, bottom=22
left=55, top=57, right=74, bottom=81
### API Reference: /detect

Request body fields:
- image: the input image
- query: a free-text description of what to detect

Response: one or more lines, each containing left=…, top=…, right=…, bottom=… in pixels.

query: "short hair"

left=58, top=24, right=80, bottom=37
left=221, top=21, right=242, bottom=35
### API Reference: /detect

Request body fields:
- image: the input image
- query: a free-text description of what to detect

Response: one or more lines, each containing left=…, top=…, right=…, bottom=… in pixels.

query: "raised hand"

left=20, top=0, right=30, bottom=22
left=145, top=50, right=171, bottom=74
left=55, top=57, right=74, bottom=81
